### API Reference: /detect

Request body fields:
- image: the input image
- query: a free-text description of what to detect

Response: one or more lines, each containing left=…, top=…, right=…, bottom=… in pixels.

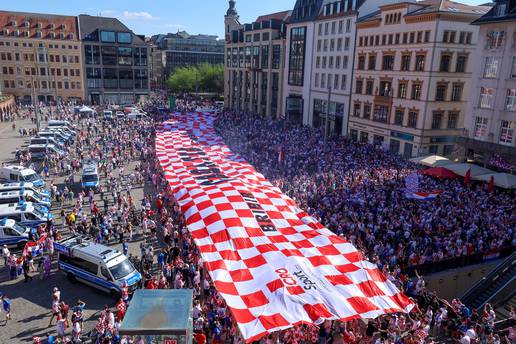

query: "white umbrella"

left=473, top=173, right=516, bottom=189
left=443, top=163, right=493, bottom=177
left=410, top=155, right=453, bottom=167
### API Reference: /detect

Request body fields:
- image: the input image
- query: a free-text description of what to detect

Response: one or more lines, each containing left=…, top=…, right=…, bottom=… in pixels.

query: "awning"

left=410, top=155, right=453, bottom=167
left=473, top=173, right=516, bottom=189
left=443, top=163, right=493, bottom=177
left=420, top=167, right=458, bottom=179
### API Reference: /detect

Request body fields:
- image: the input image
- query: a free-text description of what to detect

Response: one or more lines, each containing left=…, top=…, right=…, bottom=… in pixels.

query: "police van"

left=28, top=143, right=66, bottom=161
left=0, top=202, right=52, bottom=228
left=0, top=190, right=52, bottom=208
left=0, top=166, right=45, bottom=188
left=55, top=235, right=142, bottom=298
left=0, top=218, right=31, bottom=248
left=81, top=161, right=100, bottom=190
left=103, top=110, right=114, bottom=121
left=0, top=182, right=50, bottom=199
left=47, top=120, right=76, bottom=133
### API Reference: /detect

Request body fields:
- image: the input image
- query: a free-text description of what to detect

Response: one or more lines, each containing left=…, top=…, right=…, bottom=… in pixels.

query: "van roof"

left=0, top=218, right=15, bottom=227
left=0, top=202, right=35, bottom=213
left=0, top=190, right=32, bottom=197
left=59, top=235, right=122, bottom=262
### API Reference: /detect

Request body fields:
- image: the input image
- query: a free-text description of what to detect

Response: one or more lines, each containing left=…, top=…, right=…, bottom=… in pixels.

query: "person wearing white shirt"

left=2, top=245, right=10, bottom=266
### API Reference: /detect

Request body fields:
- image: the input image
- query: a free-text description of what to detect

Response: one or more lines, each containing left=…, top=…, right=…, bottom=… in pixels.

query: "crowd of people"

left=1, top=95, right=514, bottom=344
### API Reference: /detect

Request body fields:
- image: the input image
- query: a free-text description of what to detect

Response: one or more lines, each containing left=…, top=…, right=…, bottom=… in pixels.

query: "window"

left=456, top=54, right=467, bottom=73
left=506, top=89, right=516, bottom=111
left=447, top=112, right=458, bottom=129
left=346, top=19, right=351, bottom=33
left=103, top=68, right=118, bottom=88
left=365, top=80, right=374, bottom=95
left=252, top=46, right=260, bottom=69
left=373, top=105, right=389, bottom=123
left=101, top=46, right=117, bottom=65
left=496, top=3, right=507, bottom=17
left=443, top=30, right=450, bottom=42
left=379, top=80, right=392, bottom=97
left=394, top=109, right=404, bottom=125
left=512, top=57, right=516, bottom=79
left=334, top=74, right=339, bottom=89
left=318, top=23, right=323, bottom=36
left=479, top=87, right=495, bottom=108
left=390, top=139, right=400, bottom=154
left=355, top=79, right=363, bottom=94
left=487, top=31, right=505, bottom=49
left=341, top=75, right=346, bottom=90
left=382, top=54, right=394, bottom=71
left=474, top=117, right=488, bottom=138
left=344, top=37, right=350, bottom=50
left=117, top=47, right=132, bottom=65
left=133, top=47, right=147, bottom=66
left=363, top=104, right=371, bottom=119
left=353, top=102, right=361, bottom=117
left=483, top=57, right=500, bottom=78
left=408, top=111, right=418, bottom=128
left=448, top=83, right=463, bottom=102
left=343, top=56, right=348, bottom=69
left=411, top=83, right=422, bottom=100
left=499, top=120, right=515, bottom=145
left=272, top=45, right=281, bottom=69
left=398, top=82, right=407, bottom=98
left=358, top=55, right=365, bottom=70
left=315, top=73, right=319, bottom=87
left=401, top=54, right=411, bottom=71
left=336, top=56, right=341, bottom=69
left=435, top=83, right=447, bottom=101
left=119, top=69, right=133, bottom=89
left=416, top=55, right=426, bottom=72
left=432, top=112, right=443, bottom=129
left=337, top=38, right=342, bottom=51
left=261, top=45, right=269, bottom=69
left=440, top=54, right=452, bottom=72
left=368, top=54, right=376, bottom=70
left=117, top=32, right=132, bottom=44
left=100, top=31, right=116, bottom=42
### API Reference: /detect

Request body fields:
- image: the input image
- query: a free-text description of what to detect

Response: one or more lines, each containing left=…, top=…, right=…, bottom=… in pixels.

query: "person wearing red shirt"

left=116, top=298, right=126, bottom=321
left=193, top=332, right=206, bottom=344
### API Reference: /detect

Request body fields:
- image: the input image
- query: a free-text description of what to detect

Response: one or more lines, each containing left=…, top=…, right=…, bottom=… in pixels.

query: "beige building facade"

left=461, top=0, right=516, bottom=166
left=0, top=11, right=85, bottom=103
left=349, top=1, right=489, bottom=157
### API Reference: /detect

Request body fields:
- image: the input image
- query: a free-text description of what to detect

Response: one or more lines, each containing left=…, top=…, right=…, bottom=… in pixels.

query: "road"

left=0, top=116, right=157, bottom=343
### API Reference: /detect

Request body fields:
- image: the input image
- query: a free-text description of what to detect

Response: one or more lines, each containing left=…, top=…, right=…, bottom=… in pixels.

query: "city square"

left=0, top=1, right=515, bottom=344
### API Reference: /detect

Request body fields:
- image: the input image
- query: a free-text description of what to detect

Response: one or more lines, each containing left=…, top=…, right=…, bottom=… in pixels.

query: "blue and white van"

left=0, top=166, right=45, bottom=188
left=81, top=161, right=100, bottom=190
left=0, top=202, right=52, bottom=228
left=0, top=182, right=50, bottom=199
left=0, top=190, right=52, bottom=208
left=56, top=235, right=142, bottom=298
left=0, top=218, right=31, bottom=248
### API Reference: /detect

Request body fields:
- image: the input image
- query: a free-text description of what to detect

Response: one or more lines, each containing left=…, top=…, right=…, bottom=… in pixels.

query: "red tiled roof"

left=256, top=11, right=291, bottom=23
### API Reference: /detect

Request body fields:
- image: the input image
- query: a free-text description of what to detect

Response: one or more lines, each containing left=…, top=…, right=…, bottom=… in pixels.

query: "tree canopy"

left=166, top=63, right=224, bottom=94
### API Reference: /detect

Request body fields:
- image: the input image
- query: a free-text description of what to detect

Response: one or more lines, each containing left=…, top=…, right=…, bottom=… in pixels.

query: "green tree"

left=166, top=63, right=224, bottom=94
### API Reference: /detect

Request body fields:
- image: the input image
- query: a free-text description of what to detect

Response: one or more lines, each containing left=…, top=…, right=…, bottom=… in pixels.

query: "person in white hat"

left=1, top=245, right=10, bottom=266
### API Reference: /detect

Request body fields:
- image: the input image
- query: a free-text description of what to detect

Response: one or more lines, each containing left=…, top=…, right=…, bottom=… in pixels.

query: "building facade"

left=460, top=0, right=516, bottom=165
left=78, top=14, right=150, bottom=105
left=224, top=2, right=289, bottom=118
left=282, top=0, right=393, bottom=135
left=151, top=31, right=224, bottom=85
left=349, top=1, right=489, bottom=158
left=0, top=11, right=84, bottom=103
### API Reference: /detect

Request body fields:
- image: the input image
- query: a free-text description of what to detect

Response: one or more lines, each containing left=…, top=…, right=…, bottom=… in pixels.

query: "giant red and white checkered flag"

left=156, top=112, right=414, bottom=342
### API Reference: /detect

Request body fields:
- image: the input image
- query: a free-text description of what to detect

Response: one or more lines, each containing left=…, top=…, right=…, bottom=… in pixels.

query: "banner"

left=156, top=112, right=413, bottom=342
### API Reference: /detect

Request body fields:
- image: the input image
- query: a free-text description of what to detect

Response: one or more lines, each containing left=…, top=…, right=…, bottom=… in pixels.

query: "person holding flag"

left=116, top=298, right=127, bottom=322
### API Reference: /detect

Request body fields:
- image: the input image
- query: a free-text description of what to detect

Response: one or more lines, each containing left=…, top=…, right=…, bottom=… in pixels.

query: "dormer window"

left=61, top=24, right=67, bottom=30
left=10, top=20, right=17, bottom=27
left=23, top=21, right=30, bottom=28
left=49, top=32, right=55, bottom=39
left=68, top=33, right=74, bottom=40
left=35, top=31, right=42, bottom=38
left=36, top=22, right=42, bottom=29
left=23, top=31, right=30, bottom=37
left=49, top=23, right=55, bottom=29
left=13, top=30, right=19, bottom=37
left=59, top=33, right=65, bottom=39
left=496, top=3, right=507, bottom=17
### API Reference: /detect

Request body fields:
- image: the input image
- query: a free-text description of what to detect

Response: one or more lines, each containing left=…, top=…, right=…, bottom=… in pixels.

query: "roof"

left=77, top=14, right=146, bottom=44
left=473, top=0, right=516, bottom=24
left=0, top=10, right=76, bottom=20
left=256, top=10, right=291, bottom=23
left=407, top=0, right=491, bottom=16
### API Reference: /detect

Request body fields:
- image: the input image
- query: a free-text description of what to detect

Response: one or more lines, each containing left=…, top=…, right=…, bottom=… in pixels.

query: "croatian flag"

left=405, top=191, right=442, bottom=200
left=278, top=144, right=283, bottom=164
left=23, top=233, right=47, bottom=257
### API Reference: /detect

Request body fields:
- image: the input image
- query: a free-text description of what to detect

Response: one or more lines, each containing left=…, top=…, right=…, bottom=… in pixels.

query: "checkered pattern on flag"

left=156, top=112, right=414, bottom=342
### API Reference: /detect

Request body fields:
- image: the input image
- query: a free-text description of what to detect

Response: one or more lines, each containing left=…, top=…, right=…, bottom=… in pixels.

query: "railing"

left=461, top=250, right=516, bottom=309
left=403, top=245, right=515, bottom=277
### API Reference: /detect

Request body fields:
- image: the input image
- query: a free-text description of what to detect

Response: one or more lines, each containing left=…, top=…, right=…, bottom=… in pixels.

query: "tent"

left=473, top=173, right=516, bottom=189
left=410, top=155, right=453, bottom=167
left=420, top=167, right=458, bottom=179
left=79, top=106, right=95, bottom=118
left=443, top=163, right=493, bottom=177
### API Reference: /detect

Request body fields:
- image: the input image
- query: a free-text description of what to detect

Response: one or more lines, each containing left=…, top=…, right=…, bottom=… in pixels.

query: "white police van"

left=81, top=161, right=100, bottom=190
left=0, top=182, right=50, bottom=199
left=0, top=190, right=52, bottom=208
left=47, top=120, right=76, bottom=133
left=55, top=235, right=142, bottom=298
left=103, top=110, right=114, bottom=120
left=0, top=202, right=52, bottom=228
left=0, top=218, right=31, bottom=248
left=0, top=166, right=45, bottom=188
